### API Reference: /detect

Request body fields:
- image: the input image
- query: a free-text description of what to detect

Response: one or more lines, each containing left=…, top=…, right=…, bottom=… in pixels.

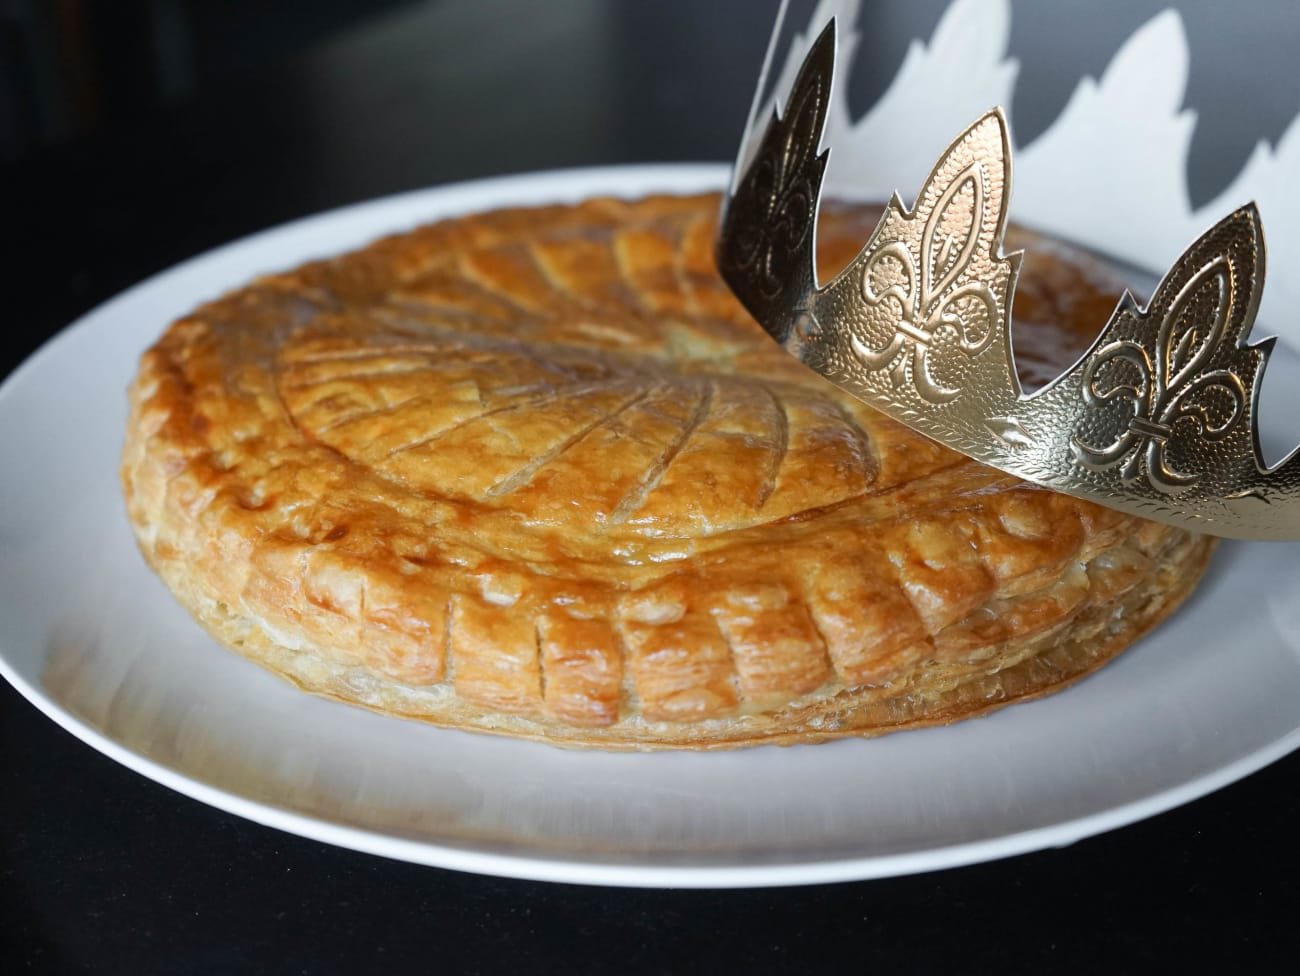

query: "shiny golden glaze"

left=121, top=194, right=1212, bottom=747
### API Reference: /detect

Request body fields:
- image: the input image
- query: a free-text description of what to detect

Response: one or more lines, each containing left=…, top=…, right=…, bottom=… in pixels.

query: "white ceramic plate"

left=3, top=165, right=1300, bottom=888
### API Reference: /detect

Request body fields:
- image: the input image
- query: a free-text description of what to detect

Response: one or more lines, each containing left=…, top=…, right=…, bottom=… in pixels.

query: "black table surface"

left=3, top=2, right=1298, bottom=970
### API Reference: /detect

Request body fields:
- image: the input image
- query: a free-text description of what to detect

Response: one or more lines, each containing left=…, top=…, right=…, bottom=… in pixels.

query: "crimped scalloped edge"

left=133, top=527, right=1214, bottom=751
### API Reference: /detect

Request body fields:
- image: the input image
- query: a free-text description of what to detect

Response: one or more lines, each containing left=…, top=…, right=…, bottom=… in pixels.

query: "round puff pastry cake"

left=122, top=194, right=1214, bottom=750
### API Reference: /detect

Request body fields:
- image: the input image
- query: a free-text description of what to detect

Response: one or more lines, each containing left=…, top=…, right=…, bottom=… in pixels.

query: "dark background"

left=3, top=1, right=1299, bottom=971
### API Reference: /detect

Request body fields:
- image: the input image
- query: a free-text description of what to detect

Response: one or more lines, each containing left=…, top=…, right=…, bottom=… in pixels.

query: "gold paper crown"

left=716, top=20, right=1300, bottom=541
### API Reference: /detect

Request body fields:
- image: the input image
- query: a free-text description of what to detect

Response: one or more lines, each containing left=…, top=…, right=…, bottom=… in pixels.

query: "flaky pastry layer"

left=122, top=194, right=1214, bottom=749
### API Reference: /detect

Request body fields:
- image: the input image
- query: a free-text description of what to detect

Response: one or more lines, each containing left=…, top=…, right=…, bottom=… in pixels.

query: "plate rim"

left=6, top=646, right=1300, bottom=888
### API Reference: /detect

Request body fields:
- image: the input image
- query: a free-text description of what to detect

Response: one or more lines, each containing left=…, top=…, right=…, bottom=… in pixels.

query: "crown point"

left=1239, top=202, right=1264, bottom=236
left=968, top=107, right=1011, bottom=143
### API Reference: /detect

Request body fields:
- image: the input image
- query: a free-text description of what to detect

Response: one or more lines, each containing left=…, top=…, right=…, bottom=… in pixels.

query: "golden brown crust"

left=121, top=193, right=1214, bottom=749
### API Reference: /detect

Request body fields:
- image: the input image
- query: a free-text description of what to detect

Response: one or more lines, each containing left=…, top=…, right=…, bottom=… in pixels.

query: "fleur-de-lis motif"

left=1072, top=254, right=1248, bottom=492
left=717, top=21, right=833, bottom=335
left=847, top=120, right=1006, bottom=404
left=733, top=100, right=822, bottom=300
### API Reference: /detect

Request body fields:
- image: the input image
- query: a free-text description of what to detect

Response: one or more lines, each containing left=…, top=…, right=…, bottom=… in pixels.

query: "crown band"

left=716, top=19, right=1300, bottom=541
